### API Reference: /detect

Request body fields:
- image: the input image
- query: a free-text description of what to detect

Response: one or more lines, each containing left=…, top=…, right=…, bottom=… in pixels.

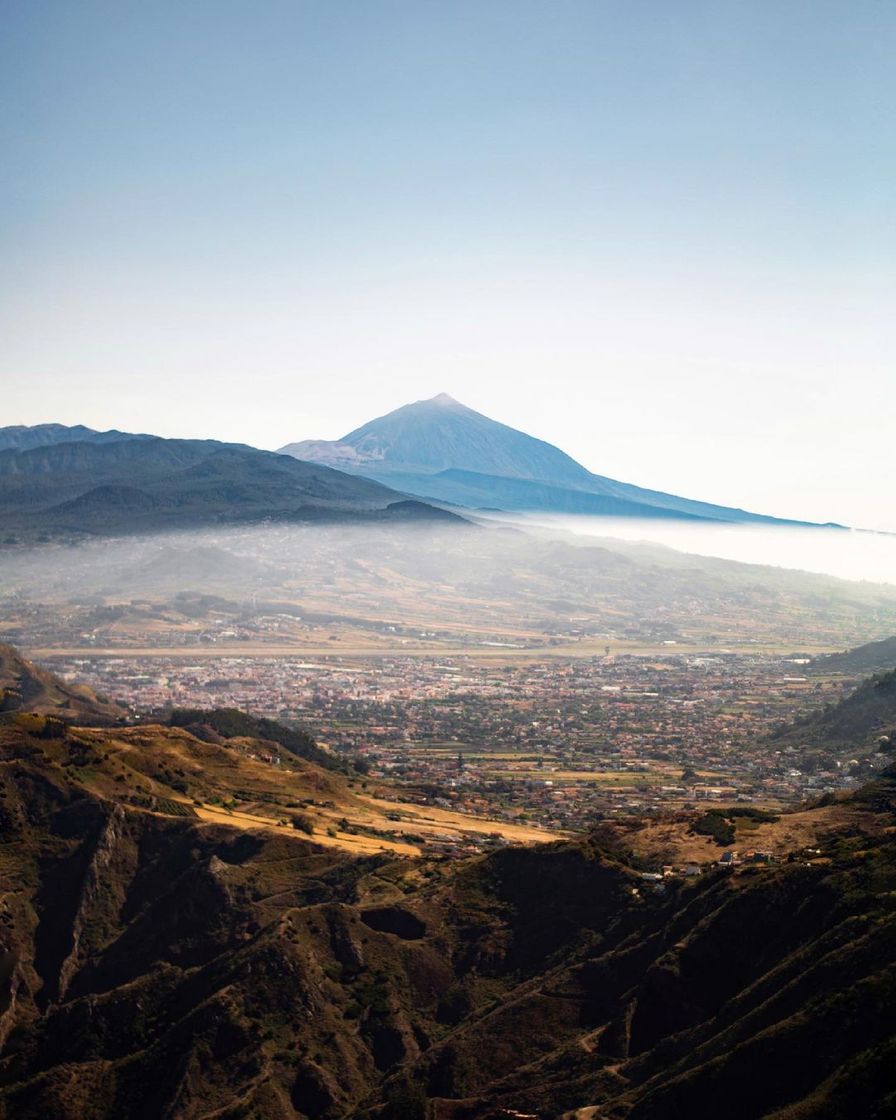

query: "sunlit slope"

left=0, top=709, right=550, bottom=858
left=0, top=641, right=124, bottom=723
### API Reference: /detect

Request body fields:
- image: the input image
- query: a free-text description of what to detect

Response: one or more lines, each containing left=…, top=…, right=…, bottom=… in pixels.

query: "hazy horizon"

left=3, top=2, right=894, bottom=531
left=4, top=519, right=895, bottom=659
left=5, top=390, right=896, bottom=535
left=515, top=515, right=896, bottom=586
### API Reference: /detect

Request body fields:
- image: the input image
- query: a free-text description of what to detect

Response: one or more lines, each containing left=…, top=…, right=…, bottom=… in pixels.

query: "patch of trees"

left=692, top=805, right=779, bottom=846
left=721, top=806, right=780, bottom=823
left=166, top=707, right=355, bottom=773
left=692, top=811, right=736, bottom=846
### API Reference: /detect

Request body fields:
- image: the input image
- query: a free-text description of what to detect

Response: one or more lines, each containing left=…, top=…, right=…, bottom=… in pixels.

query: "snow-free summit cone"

left=279, top=394, right=828, bottom=526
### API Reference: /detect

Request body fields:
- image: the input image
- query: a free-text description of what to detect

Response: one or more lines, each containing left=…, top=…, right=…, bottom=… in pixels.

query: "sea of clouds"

left=524, top=516, right=896, bottom=586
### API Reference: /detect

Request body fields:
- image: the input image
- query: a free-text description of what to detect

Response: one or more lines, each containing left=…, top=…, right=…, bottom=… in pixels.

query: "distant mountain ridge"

left=2, top=409, right=836, bottom=533
left=0, top=426, right=462, bottom=540
left=280, top=394, right=833, bottom=526
left=0, top=422, right=150, bottom=453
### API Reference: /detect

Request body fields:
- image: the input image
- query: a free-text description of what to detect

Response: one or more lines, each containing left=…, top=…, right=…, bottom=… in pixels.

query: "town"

left=40, top=649, right=868, bottom=835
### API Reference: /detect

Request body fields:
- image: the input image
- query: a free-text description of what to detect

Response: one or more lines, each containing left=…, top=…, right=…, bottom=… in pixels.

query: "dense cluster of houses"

left=47, top=650, right=862, bottom=833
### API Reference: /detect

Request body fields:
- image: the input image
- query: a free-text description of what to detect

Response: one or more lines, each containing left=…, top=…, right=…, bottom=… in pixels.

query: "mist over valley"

left=4, top=518, right=896, bottom=658
left=516, top=515, right=896, bottom=586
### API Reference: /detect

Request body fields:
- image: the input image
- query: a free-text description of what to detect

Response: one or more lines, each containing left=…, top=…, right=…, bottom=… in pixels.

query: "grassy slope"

left=0, top=642, right=124, bottom=724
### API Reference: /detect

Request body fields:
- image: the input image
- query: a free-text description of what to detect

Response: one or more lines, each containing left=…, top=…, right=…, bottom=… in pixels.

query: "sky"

left=2, top=1, right=894, bottom=530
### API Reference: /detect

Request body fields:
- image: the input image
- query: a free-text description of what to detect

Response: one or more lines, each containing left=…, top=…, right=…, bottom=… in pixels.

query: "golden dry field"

left=67, top=722, right=559, bottom=858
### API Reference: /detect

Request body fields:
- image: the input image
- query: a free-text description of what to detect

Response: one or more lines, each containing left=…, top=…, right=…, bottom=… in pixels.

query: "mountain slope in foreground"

left=0, top=642, right=124, bottom=724
left=281, top=394, right=830, bottom=526
left=769, top=668, right=896, bottom=764
left=0, top=653, right=893, bottom=1119
left=0, top=426, right=462, bottom=541
left=814, top=634, right=896, bottom=676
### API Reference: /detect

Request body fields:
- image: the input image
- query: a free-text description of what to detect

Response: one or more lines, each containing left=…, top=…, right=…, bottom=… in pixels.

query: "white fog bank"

left=513, top=517, right=896, bottom=586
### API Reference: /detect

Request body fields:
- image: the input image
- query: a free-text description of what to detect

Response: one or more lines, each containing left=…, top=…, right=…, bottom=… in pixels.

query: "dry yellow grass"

left=192, top=803, right=421, bottom=857
left=627, top=803, right=890, bottom=865
left=71, top=722, right=560, bottom=859
left=353, top=792, right=559, bottom=843
left=191, top=784, right=558, bottom=857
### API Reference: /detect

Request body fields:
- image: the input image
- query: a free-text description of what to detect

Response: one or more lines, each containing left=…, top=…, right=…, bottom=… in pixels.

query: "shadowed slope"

left=0, top=435, right=464, bottom=540
left=814, top=634, right=896, bottom=676
left=0, top=424, right=152, bottom=454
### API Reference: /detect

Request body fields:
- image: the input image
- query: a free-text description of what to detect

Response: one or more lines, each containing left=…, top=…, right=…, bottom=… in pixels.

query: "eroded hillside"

left=0, top=708, right=894, bottom=1119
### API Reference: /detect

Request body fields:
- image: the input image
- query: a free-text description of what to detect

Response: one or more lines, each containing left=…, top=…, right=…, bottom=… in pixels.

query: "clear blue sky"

left=2, top=1, right=894, bottom=528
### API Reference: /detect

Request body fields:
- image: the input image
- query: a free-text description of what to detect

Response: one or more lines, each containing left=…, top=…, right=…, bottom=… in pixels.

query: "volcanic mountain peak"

left=279, top=395, right=825, bottom=526
left=281, top=393, right=592, bottom=485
